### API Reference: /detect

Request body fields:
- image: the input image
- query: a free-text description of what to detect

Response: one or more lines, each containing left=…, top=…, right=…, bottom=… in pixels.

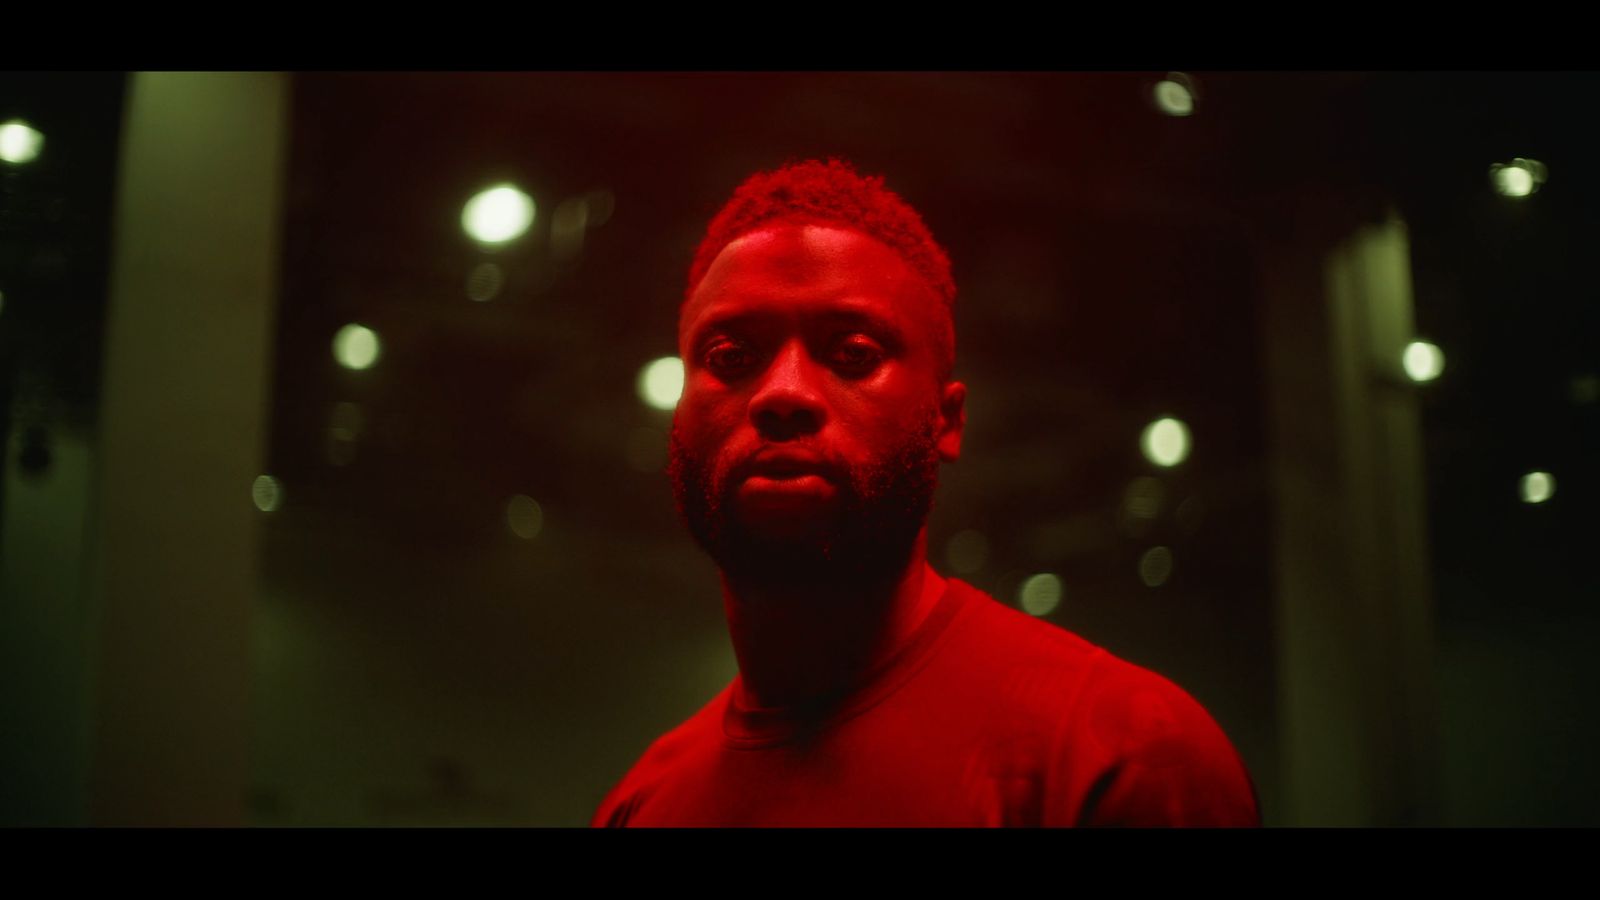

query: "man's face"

left=669, top=224, right=965, bottom=589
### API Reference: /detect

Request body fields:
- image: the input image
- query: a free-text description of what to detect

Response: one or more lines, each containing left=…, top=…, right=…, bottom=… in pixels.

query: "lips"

left=732, top=451, right=842, bottom=517
left=742, top=450, right=836, bottom=482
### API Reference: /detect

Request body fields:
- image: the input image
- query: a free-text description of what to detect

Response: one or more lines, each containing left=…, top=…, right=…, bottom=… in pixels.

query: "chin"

left=714, top=518, right=919, bottom=596
left=670, top=412, right=942, bottom=595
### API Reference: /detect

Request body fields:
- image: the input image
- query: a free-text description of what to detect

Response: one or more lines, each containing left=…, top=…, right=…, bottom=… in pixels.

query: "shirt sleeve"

left=1048, top=653, right=1261, bottom=827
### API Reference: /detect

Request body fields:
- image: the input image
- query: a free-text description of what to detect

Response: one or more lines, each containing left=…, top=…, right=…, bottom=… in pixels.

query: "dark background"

left=2, top=71, right=1595, bottom=826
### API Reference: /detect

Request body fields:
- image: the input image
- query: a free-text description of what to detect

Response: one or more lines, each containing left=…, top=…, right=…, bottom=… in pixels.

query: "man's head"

left=685, top=159, right=957, bottom=382
left=669, top=160, right=966, bottom=593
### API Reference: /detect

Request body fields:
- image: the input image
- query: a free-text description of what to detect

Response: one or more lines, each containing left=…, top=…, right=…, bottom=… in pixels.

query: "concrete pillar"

left=1260, top=210, right=1441, bottom=825
left=88, top=72, right=287, bottom=825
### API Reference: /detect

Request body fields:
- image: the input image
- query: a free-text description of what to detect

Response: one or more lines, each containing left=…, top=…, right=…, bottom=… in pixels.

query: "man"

left=594, top=159, right=1259, bottom=826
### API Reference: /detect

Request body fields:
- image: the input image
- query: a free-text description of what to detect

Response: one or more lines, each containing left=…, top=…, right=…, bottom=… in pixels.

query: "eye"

left=830, top=335, right=884, bottom=376
left=705, top=342, right=757, bottom=378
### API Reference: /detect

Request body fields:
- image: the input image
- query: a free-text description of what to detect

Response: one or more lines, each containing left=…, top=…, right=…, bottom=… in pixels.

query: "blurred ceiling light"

left=466, top=262, right=505, bottom=302
left=333, top=323, right=381, bottom=371
left=252, top=475, right=282, bottom=512
left=1153, top=73, right=1196, bottom=117
left=0, top=119, right=43, bottom=164
left=1122, top=476, right=1164, bottom=520
left=326, top=402, right=363, bottom=466
left=1140, top=417, right=1191, bottom=467
left=1489, top=158, right=1547, bottom=198
left=1139, top=546, right=1174, bottom=587
left=1402, top=340, right=1444, bottom=383
left=1117, top=476, right=1165, bottom=538
left=325, top=429, right=358, bottom=467
left=330, top=401, right=364, bottom=435
left=506, top=494, right=544, bottom=539
left=638, top=356, right=684, bottom=410
left=462, top=183, right=536, bottom=245
left=550, top=196, right=590, bottom=260
left=1018, top=573, right=1063, bottom=617
left=1519, top=471, right=1555, bottom=504
left=945, top=529, right=990, bottom=575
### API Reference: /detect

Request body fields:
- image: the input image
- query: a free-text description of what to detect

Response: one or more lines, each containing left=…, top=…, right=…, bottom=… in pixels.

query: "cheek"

left=845, top=395, right=941, bottom=459
left=674, top=385, right=748, bottom=456
left=678, top=380, right=743, bottom=426
left=835, top=377, right=935, bottom=427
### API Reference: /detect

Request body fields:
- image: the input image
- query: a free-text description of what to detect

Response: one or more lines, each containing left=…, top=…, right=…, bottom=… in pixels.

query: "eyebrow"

left=689, top=304, right=907, bottom=350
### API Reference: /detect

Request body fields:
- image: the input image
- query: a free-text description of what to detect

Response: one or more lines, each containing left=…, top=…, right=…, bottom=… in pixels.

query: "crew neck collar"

left=721, top=576, right=972, bottom=748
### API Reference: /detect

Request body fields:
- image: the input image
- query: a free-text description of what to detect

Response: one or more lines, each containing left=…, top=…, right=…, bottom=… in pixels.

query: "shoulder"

left=939, top=580, right=1258, bottom=825
left=925, top=580, right=1122, bottom=728
left=943, top=578, right=1104, bottom=673
left=1054, top=651, right=1261, bottom=826
left=590, top=684, right=730, bottom=828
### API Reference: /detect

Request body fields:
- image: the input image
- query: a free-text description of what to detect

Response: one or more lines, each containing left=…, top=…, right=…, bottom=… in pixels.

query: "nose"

left=748, top=340, right=825, bottom=441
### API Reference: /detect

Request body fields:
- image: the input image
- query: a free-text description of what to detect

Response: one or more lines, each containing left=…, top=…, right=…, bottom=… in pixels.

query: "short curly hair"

left=685, top=158, right=957, bottom=380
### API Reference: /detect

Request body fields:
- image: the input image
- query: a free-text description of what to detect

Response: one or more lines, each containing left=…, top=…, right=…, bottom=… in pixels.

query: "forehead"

left=680, top=224, right=935, bottom=345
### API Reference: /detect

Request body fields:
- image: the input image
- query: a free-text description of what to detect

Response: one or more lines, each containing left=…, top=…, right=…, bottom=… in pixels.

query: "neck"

left=720, top=528, right=947, bottom=711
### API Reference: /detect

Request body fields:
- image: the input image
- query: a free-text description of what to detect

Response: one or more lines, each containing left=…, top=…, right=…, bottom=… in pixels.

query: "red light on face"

left=677, top=226, right=953, bottom=480
left=736, top=473, right=839, bottom=520
left=670, top=224, right=963, bottom=581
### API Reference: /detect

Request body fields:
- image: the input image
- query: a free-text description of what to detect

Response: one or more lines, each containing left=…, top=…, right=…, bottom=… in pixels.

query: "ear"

left=936, top=381, right=966, bottom=463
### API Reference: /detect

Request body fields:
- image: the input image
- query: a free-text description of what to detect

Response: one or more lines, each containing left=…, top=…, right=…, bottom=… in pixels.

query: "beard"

left=668, top=413, right=942, bottom=596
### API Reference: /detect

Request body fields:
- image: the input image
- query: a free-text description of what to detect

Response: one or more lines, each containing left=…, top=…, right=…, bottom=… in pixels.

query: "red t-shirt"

left=594, top=577, right=1260, bottom=826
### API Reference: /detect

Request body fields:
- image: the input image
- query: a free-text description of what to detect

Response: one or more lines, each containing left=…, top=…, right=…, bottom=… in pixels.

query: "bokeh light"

left=326, top=402, right=363, bottom=467
left=252, top=475, right=282, bottom=512
left=506, top=494, right=544, bottom=539
left=1117, top=476, right=1164, bottom=538
left=945, top=529, right=990, bottom=575
left=1122, top=476, right=1164, bottom=520
left=1140, top=417, right=1191, bottom=467
left=331, top=401, right=364, bottom=434
left=332, top=323, right=381, bottom=371
left=1018, top=573, right=1063, bottom=617
left=550, top=196, right=590, bottom=260
left=1569, top=374, right=1599, bottom=406
left=325, top=432, right=357, bottom=467
left=638, top=356, right=684, bottom=410
left=462, top=184, right=535, bottom=245
left=466, top=262, right=504, bottom=302
left=1402, top=340, right=1444, bottom=383
left=1520, top=471, right=1555, bottom=504
left=1153, top=74, right=1196, bottom=117
left=0, top=119, right=44, bottom=165
left=1494, top=166, right=1532, bottom=197
left=1139, top=546, right=1174, bottom=587
left=1489, top=158, right=1547, bottom=198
